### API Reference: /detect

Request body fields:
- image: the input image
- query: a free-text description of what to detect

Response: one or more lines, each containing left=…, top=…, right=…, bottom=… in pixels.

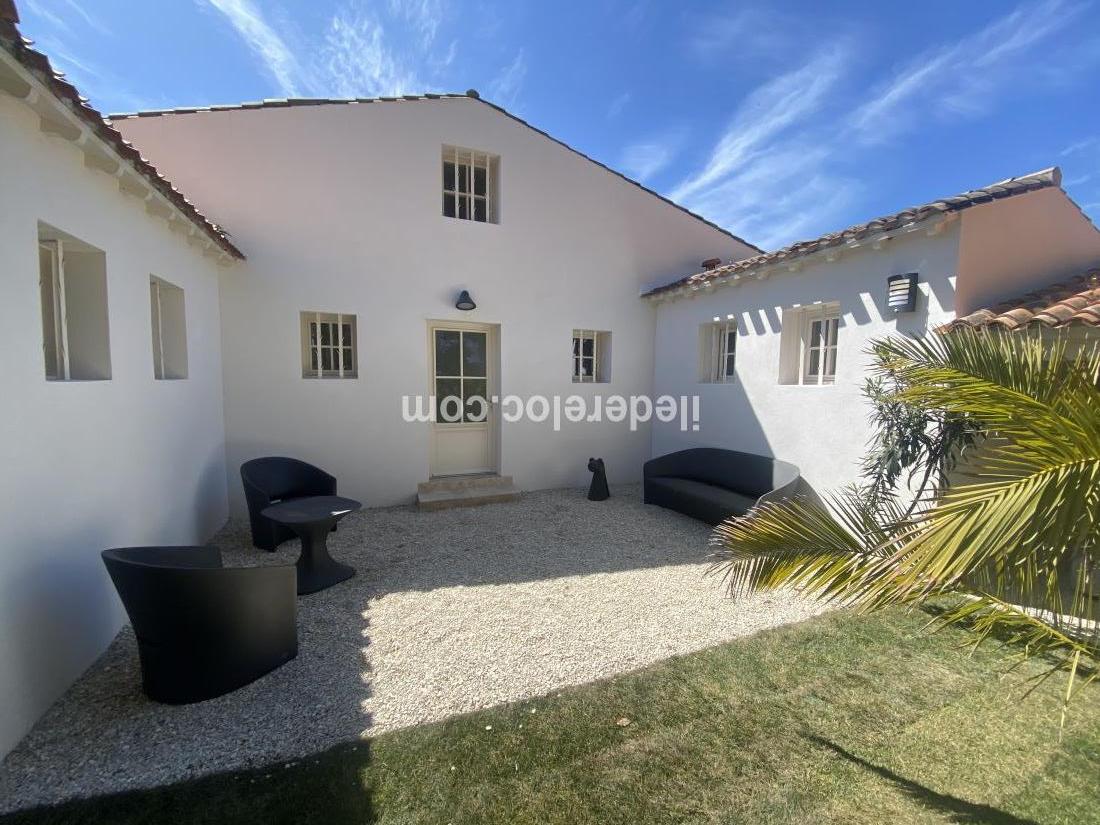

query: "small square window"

left=571, top=329, right=611, bottom=383
left=150, top=277, right=188, bottom=379
left=699, top=318, right=737, bottom=383
left=301, top=311, right=357, bottom=379
left=443, top=146, right=499, bottom=224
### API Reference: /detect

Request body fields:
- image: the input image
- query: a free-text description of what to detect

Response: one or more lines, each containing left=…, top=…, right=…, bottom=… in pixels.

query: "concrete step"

left=416, top=474, right=520, bottom=511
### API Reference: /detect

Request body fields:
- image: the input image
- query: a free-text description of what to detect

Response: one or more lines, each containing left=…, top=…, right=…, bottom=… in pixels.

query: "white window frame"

left=572, top=329, right=600, bottom=383
left=442, top=146, right=498, bottom=224
left=150, top=276, right=188, bottom=380
left=151, top=279, right=166, bottom=380
left=800, top=307, right=839, bottom=385
left=700, top=318, right=737, bottom=383
left=39, top=239, right=69, bottom=380
left=301, top=312, right=357, bottom=379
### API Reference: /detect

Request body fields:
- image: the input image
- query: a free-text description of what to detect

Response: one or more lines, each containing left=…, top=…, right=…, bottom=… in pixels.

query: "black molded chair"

left=102, top=546, right=297, bottom=704
left=643, top=448, right=806, bottom=525
left=241, top=457, right=337, bottom=551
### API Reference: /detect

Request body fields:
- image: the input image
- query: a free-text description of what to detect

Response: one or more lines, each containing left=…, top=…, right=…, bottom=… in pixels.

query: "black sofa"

left=102, top=546, right=297, bottom=704
left=643, top=448, right=804, bottom=525
left=241, top=456, right=337, bottom=551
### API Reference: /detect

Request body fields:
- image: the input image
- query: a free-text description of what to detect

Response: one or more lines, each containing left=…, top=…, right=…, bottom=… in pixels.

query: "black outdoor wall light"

left=886, top=273, right=918, bottom=313
left=455, top=290, right=477, bottom=311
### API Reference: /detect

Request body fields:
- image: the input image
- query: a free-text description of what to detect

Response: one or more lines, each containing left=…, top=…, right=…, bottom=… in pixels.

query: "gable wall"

left=957, top=187, right=1100, bottom=314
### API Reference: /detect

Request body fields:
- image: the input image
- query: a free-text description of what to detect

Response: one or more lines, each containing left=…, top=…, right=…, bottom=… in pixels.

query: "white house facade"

left=0, top=25, right=241, bottom=756
left=3, top=0, right=1100, bottom=762
left=647, top=172, right=1100, bottom=494
left=109, top=96, right=756, bottom=511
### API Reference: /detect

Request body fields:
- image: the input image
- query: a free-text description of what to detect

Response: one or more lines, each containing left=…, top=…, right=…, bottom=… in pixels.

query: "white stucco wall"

left=651, top=225, right=961, bottom=495
left=114, top=99, right=753, bottom=508
left=0, top=94, right=230, bottom=756
left=957, top=187, right=1100, bottom=315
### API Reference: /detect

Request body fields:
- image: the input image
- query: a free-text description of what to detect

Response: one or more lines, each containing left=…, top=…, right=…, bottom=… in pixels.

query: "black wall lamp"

left=886, top=273, right=918, bottom=313
left=455, top=290, right=477, bottom=311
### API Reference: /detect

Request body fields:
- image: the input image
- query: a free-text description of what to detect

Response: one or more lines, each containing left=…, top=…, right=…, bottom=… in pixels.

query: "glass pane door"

left=434, top=330, right=488, bottom=423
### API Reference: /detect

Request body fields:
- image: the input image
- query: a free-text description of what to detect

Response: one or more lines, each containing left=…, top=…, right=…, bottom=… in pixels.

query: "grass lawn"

left=4, top=605, right=1098, bottom=825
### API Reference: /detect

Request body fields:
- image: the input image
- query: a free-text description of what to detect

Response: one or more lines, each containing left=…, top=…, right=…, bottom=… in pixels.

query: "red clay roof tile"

left=941, top=270, right=1100, bottom=332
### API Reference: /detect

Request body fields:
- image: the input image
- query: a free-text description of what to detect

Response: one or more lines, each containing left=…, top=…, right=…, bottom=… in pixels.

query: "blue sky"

left=17, top=0, right=1100, bottom=251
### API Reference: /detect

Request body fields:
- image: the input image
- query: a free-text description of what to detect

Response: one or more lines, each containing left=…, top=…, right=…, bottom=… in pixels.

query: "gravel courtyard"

left=0, top=486, right=824, bottom=813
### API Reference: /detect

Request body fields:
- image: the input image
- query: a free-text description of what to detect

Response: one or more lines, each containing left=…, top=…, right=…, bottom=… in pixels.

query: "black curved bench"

left=241, top=456, right=337, bottom=551
left=102, top=546, right=298, bottom=704
left=643, top=448, right=804, bottom=525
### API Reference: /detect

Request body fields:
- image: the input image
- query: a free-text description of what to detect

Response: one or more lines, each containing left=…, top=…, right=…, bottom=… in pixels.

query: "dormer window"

left=443, top=146, right=499, bottom=223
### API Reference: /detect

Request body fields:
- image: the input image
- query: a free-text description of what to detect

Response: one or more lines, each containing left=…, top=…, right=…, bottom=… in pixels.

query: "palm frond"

left=708, top=326, right=1100, bottom=713
left=708, top=487, right=905, bottom=602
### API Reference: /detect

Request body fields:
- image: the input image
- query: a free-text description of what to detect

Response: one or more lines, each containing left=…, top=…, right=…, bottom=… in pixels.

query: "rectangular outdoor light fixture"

left=886, top=273, right=918, bottom=313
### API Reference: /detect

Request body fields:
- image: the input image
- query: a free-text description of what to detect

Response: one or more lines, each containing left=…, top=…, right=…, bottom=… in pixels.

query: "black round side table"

left=261, top=495, right=361, bottom=595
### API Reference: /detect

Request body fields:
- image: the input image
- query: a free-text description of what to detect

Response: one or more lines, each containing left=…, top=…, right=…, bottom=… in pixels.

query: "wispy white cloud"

left=1062, top=137, right=1098, bottom=157
left=60, top=0, right=111, bottom=36
left=201, top=0, right=465, bottom=99
left=486, top=48, right=526, bottom=107
left=607, top=91, right=631, bottom=119
left=850, top=0, right=1085, bottom=143
left=23, top=0, right=71, bottom=34
left=680, top=143, right=860, bottom=250
left=386, top=0, right=444, bottom=49
left=623, top=1, right=652, bottom=33
left=669, top=45, right=849, bottom=204
left=620, top=133, right=684, bottom=183
left=205, top=0, right=305, bottom=96
left=433, top=39, right=458, bottom=71
left=666, top=0, right=1092, bottom=250
left=685, top=6, right=797, bottom=64
left=321, top=8, right=424, bottom=97
left=27, top=29, right=162, bottom=111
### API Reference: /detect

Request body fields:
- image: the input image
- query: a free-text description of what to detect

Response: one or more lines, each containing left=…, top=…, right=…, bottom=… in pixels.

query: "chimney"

left=701, top=257, right=721, bottom=271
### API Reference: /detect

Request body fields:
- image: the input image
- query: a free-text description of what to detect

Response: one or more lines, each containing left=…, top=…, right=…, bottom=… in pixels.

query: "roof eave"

left=0, top=20, right=244, bottom=262
left=641, top=211, right=958, bottom=301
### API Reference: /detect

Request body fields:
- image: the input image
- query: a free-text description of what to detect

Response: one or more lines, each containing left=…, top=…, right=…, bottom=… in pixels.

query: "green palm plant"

left=711, top=327, right=1100, bottom=713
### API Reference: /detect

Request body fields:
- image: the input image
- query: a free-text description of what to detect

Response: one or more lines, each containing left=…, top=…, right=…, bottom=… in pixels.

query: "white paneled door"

left=429, top=321, right=496, bottom=476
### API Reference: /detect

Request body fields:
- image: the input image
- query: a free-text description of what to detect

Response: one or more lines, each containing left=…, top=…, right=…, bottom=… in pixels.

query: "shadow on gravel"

left=0, top=486, right=705, bottom=811
left=805, top=735, right=1039, bottom=825
left=0, top=740, right=375, bottom=825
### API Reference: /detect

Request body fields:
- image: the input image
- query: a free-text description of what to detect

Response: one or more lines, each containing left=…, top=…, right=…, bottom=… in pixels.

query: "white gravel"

left=0, top=485, right=824, bottom=813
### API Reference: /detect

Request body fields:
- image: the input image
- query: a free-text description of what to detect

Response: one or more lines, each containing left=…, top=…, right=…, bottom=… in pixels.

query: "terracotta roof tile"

left=642, top=167, right=1066, bottom=298
left=941, top=270, right=1100, bottom=332
left=0, top=6, right=243, bottom=259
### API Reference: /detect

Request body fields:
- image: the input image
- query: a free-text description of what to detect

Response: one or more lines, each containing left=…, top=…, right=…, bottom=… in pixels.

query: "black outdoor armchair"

left=102, top=546, right=297, bottom=704
left=643, top=447, right=806, bottom=525
left=241, top=456, right=337, bottom=551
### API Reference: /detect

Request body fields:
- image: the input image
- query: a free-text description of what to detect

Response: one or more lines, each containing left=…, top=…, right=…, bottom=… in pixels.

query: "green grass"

left=5, top=606, right=1099, bottom=825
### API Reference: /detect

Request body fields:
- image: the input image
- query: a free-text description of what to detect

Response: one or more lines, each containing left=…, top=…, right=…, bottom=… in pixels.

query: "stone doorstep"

left=416, top=474, right=520, bottom=510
